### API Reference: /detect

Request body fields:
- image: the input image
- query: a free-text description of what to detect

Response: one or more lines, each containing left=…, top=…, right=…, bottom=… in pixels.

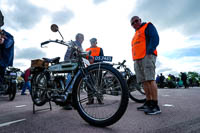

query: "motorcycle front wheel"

left=128, top=76, right=146, bottom=103
left=73, top=63, right=129, bottom=127
left=8, top=83, right=16, bottom=101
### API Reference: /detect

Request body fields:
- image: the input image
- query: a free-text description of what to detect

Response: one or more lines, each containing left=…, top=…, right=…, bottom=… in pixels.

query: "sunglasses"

left=131, top=19, right=139, bottom=25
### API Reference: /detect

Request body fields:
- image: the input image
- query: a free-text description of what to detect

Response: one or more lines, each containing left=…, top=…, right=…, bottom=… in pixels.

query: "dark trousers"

left=0, top=66, right=5, bottom=84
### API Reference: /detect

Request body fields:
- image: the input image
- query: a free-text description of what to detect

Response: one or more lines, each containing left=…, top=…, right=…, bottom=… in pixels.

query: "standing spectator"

left=21, top=68, right=31, bottom=95
left=156, top=74, right=160, bottom=85
left=176, top=78, right=183, bottom=88
left=85, top=38, right=104, bottom=105
left=160, top=73, right=165, bottom=88
left=86, top=38, right=104, bottom=64
left=181, top=72, right=188, bottom=88
left=63, top=33, right=84, bottom=110
left=130, top=16, right=161, bottom=115
left=189, top=78, right=193, bottom=87
left=0, top=10, right=14, bottom=86
left=64, top=33, right=84, bottom=61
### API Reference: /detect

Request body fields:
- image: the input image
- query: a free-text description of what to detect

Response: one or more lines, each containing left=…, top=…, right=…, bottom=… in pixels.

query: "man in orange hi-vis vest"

left=86, top=38, right=104, bottom=64
left=130, top=16, right=161, bottom=115
left=85, top=38, right=104, bottom=105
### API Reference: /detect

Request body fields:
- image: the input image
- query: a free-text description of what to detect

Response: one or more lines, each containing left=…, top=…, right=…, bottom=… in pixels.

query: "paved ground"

left=0, top=87, right=200, bottom=133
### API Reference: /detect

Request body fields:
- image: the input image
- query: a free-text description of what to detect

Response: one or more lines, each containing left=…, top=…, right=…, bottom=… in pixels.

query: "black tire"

left=72, top=63, right=129, bottom=127
left=31, top=72, right=48, bottom=106
left=127, top=76, right=146, bottom=103
left=9, top=83, right=16, bottom=101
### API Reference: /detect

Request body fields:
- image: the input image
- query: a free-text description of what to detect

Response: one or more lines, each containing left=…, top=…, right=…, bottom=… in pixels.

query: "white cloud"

left=131, top=0, right=200, bottom=36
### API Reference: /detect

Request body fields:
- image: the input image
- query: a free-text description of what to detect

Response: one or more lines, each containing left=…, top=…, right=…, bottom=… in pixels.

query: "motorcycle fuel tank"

left=48, top=62, right=78, bottom=73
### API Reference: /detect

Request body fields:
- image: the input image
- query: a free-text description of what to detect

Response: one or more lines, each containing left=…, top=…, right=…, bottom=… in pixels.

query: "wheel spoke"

left=77, top=67, right=124, bottom=120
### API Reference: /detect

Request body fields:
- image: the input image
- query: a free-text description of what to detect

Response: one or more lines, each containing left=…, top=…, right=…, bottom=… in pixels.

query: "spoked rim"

left=129, top=82, right=146, bottom=102
left=31, top=73, right=47, bottom=105
left=77, top=68, right=123, bottom=121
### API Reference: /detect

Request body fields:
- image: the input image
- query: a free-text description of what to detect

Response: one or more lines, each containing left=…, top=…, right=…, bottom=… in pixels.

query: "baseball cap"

left=0, top=10, right=4, bottom=27
left=90, top=38, right=97, bottom=44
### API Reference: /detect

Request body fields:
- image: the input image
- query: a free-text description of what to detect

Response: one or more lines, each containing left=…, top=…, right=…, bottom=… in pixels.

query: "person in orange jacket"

left=130, top=16, right=161, bottom=115
left=85, top=38, right=104, bottom=105
left=86, top=38, right=104, bottom=64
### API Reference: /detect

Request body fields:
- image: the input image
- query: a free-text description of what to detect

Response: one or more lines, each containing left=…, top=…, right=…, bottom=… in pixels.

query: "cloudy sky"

left=0, top=0, right=200, bottom=76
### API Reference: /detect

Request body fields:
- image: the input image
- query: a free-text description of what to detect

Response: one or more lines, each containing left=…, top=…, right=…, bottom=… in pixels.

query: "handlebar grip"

left=41, top=41, right=50, bottom=47
left=122, top=60, right=126, bottom=65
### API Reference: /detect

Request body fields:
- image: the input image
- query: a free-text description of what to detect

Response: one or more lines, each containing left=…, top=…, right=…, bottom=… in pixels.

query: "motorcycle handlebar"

left=41, top=39, right=70, bottom=48
left=40, top=39, right=82, bottom=54
left=121, top=60, right=126, bottom=65
left=114, top=60, right=126, bottom=69
left=41, top=41, right=50, bottom=47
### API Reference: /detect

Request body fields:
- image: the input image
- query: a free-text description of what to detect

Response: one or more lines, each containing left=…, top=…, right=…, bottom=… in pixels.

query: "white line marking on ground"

left=163, top=104, right=174, bottom=107
left=0, top=119, right=26, bottom=128
left=162, top=95, right=170, bottom=97
left=15, top=105, right=27, bottom=108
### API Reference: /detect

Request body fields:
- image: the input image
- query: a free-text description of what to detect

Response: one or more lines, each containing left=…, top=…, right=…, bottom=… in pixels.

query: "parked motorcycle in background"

left=0, top=67, right=20, bottom=101
left=113, top=60, right=146, bottom=103
left=30, top=24, right=129, bottom=127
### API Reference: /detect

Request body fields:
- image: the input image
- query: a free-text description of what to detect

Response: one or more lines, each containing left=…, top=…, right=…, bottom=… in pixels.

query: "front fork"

left=81, top=66, right=103, bottom=100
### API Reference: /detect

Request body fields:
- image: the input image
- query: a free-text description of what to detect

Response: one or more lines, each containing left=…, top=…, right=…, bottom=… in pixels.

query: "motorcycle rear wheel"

left=31, top=72, right=48, bottom=106
left=73, top=63, right=129, bottom=127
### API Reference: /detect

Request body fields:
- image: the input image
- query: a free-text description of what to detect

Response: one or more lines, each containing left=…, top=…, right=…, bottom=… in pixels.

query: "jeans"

left=21, top=81, right=31, bottom=94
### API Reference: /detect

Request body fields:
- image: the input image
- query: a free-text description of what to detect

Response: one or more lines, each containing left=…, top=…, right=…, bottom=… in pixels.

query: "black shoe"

left=144, top=105, right=161, bottom=115
left=63, top=104, right=73, bottom=110
left=21, top=93, right=27, bottom=95
left=86, top=99, right=94, bottom=105
left=137, top=101, right=151, bottom=111
left=97, top=99, right=104, bottom=104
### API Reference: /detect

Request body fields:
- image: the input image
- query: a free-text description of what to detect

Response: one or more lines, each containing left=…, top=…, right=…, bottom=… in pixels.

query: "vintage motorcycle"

left=30, top=24, right=129, bottom=127
left=113, top=60, right=146, bottom=103
left=0, top=67, right=19, bottom=101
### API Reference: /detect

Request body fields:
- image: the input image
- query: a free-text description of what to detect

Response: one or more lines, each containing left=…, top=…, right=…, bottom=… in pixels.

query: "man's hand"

left=0, top=35, right=5, bottom=44
left=147, top=54, right=152, bottom=59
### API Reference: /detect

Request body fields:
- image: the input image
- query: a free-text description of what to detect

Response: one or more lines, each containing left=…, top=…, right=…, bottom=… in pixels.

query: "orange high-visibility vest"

left=86, top=47, right=101, bottom=56
left=131, top=22, right=157, bottom=60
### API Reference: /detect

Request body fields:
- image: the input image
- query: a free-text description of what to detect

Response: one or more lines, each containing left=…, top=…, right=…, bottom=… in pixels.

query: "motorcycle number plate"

left=94, top=56, right=113, bottom=62
left=82, top=58, right=90, bottom=66
left=10, top=72, right=16, bottom=76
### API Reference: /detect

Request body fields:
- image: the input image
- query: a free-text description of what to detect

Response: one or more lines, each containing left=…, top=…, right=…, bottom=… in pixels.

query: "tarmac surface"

left=0, top=87, right=200, bottom=133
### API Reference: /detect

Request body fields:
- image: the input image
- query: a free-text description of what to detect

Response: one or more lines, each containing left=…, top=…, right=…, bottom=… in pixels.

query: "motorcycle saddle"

left=43, top=57, right=60, bottom=64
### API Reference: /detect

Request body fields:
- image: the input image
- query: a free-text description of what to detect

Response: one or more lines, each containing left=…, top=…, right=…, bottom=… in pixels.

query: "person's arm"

left=64, top=47, right=72, bottom=61
left=145, top=23, right=159, bottom=55
left=99, top=48, right=104, bottom=56
left=3, top=30, right=14, bottom=48
left=64, top=41, right=75, bottom=61
left=0, top=30, right=5, bottom=45
left=74, top=41, right=83, bottom=51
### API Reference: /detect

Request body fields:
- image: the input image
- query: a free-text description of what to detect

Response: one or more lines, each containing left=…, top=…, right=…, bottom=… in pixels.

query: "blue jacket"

left=138, top=22, right=159, bottom=55
left=0, top=30, right=14, bottom=67
left=64, top=40, right=83, bottom=61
